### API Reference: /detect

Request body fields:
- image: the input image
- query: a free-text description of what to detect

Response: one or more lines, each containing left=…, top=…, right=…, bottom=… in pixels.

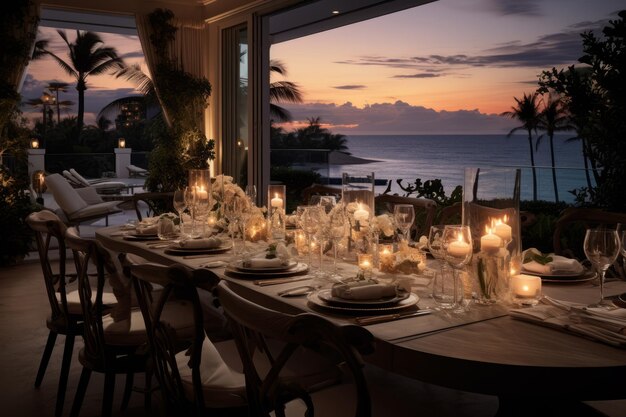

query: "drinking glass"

left=173, top=189, right=187, bottom=235
left=319, top=195, right=337, bottom=214
left=245, top=185, right=257, bottom=204
left=223, top=198, right=242, bottom=252
left=327, top=208, right=348, bottom=277
left=183, top=186, right=199, bottom=237
left=394, top=204, right=415, bottom=243
left=194, top=186, right=211, bottom=238
left=301, top=206, right=322, bottom=271
left=584, top=229, right=620, bottom=308
left=428, top=225, right=446, bottom=272
left=440, top=225, right=473, bottom=310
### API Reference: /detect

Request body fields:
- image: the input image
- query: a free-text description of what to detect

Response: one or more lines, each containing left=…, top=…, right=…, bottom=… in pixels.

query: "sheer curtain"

left=134, top=12, right=207, bottom=128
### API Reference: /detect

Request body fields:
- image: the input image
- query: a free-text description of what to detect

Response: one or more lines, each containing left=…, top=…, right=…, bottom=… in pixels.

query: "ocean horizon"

left=327, top=134, right=588, bottom=203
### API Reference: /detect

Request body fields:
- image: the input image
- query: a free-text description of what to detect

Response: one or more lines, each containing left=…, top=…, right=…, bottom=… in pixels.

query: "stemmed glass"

left=327, top=208, right=348, bottom=277
left=428, top=224, right=447, bottom=274
left=301, top=206, right=322, bottom=272
left=394, top=204, right=415, bottom=244
left=245, top=185, right=257, bottom=204
left=223, top=197, right=242, bottom=252
left=194, top=187, right=211, bottom=238
left=584, top=228, right=620, bottom=308
left=173, top=189, right=187, bottom=235
left=439, top=225, right=472, bottom=310
left=319, top=196, right=336, bottom=214
left=183, top=187, right=197, bottom=237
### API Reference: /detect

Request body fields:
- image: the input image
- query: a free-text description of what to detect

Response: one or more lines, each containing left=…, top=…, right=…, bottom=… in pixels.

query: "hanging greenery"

left=144, top=8, right=214, bottom=192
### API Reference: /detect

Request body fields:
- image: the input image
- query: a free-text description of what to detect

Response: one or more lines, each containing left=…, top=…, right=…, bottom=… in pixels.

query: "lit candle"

left=378, top=244, right=395, bottom=271
left=494, top=216, right=512, bottom=242
left=511, top=274, right=541, bottom=298
left=358, top=253, right=374, bottom=271
left=447, top=233, right=471, bottom=257
left=207, top=212, right=217, bottom=226
left=480, top=227, right=502, bottom=253
left=353, top=203, right=369, bottom=222
left=196, top=185, right=208, bottom=200
left=270, top=193, right=284, bottom=208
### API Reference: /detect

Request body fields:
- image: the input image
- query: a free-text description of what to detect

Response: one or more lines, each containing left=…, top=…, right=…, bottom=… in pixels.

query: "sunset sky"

left=21, top=0, right=624, bottom=134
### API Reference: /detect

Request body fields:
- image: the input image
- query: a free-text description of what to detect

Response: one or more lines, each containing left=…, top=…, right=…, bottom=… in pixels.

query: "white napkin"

left=331, top=281, right=397, bottom=300
left=510, top=297, right=626, bottom=347
left=135, top=224, right=158, bottom=235
left=246, top=257, right=285, bottom=268
left=178, top=237, right=222, bottom=249
left=523, top=255, right=583, bottom=275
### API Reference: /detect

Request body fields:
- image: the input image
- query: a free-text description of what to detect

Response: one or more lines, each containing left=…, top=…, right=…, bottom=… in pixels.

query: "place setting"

left=521, top=248, right=596, bottom=283
left=224, top=242, right=309, bottom=279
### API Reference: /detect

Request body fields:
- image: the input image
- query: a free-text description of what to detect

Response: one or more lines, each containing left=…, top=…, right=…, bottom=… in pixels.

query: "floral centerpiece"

left=211, top=174, right=267, bottom=241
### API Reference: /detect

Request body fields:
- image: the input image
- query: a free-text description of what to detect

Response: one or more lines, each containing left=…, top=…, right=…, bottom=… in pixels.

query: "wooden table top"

left=96, top=226, right=626, bottom=400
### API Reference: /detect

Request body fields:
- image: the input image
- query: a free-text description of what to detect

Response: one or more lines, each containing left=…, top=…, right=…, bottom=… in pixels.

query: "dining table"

left=96, top=225, right=626, bottom=413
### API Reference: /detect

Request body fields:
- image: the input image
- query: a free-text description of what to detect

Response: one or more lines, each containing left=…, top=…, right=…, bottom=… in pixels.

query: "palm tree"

left=46, top=82, right=71, bottom=123
left=501, top=93, right=542, bottom=201
left=270, top=60, right=303, bottom=122
left=41, top=30, right=124, bottom=139
left=537, top=95, right=570, bottom=202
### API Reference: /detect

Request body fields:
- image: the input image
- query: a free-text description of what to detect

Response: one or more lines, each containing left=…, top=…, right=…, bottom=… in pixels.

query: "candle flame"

left=503, top=214, right=508, bottom=223
left=522, top=285, right=529, bottom=292
left=274, top=193, right=278, bottom=199
left=457, top=233, right=464, bottom=242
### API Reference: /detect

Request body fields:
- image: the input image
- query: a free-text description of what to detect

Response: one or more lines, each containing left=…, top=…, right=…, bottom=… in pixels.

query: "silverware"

left=254, top=275, right=311, bottom=287
left=354, top=309, right=433, bottom=326
left=277, top=285, right=315, bottom=297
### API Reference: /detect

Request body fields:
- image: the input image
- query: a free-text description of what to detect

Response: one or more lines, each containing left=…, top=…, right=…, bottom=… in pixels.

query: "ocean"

left=327, top=134, right=588, bottom=203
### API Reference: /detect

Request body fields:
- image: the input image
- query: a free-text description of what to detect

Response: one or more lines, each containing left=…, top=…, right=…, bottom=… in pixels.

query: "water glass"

left=432, top=267, right=462, bottom=309
left=157, top=216, right=178, bottom=240
left=394, top=204, right=415, bottom=243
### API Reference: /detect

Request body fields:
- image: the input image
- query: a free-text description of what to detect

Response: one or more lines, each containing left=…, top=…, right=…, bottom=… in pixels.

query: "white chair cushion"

left=68, top=201, right=122, bottom=221
left=69, top=168, right=91, bottom=187
left=176, top=336, right=246, bottom=407
left=45, top=174, right=87, bottom=215
left=103, top=301, right=194, bottom=346
left=75, top=187, right=104, bottom=205
left=57, top=290, right=117, bottom=315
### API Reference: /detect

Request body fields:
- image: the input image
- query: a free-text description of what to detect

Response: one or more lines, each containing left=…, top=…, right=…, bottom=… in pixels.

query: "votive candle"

left=358, top=253, right=374, bottom=272
left=511, top=274, right=541, bottom=305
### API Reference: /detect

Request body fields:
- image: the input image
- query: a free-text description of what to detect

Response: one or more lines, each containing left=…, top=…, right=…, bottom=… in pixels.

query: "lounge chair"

left=63, top=169, right=127, bottom=195
left=127, top=165, right=148, bottom=178
left=44, top=173, right=123, bottom=226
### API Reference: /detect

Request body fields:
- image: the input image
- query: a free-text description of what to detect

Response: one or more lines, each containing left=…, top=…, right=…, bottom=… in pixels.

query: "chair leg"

left=120, top=372, right=134, bottom=410
left=55, top=334, right=75, bottom=417
left=69, top=368, right=92, bottom=417
left=102, top=371, right=116, bottom=417
left=34, top=331, right=57, bottom=387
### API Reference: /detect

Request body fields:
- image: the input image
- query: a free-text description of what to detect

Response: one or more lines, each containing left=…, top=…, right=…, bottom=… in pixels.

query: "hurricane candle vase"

left=188, top=169, right=211, bottom=237
left=342, top=172, right=376, bottom=260
left=267, top=184, right=286, bottom=241
left=463, top=167, right=521, bottom=304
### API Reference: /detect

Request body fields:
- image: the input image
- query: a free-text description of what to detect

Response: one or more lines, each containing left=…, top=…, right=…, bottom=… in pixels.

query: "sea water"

left=328, top=134, right=588, bottom=203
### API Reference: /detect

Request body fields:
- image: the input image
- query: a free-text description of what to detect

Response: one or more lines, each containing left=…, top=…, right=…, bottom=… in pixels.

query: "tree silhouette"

left=501, top=93, right=541, bottom=201
left=537, top=95, right=570, bottom=202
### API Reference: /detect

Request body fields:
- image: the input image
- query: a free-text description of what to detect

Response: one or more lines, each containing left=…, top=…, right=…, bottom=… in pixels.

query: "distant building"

left=115, top=99, right=146, bottom=130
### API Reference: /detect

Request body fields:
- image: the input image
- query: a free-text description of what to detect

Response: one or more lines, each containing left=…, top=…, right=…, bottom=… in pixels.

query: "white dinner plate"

left=164, top=245, right=231, bottom=256
left=317, top=288, right=410, bottom=307
left=521, top=267, right=584, bottom=278
left=224, top=262, right=309, bottom=278
left=233, top=259, right=298, bottom=273
left=307, top=291, right=418, bottom=314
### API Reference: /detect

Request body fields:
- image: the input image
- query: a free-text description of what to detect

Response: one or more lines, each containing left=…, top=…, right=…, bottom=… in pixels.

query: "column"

left=28, top=148, right=45, bottom=178
left=115, top=148, right=132, bottom=179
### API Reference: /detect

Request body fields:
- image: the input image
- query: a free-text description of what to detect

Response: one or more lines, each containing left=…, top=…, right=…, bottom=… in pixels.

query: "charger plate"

left=308, top=292, right=418, bottom=314
left=225, top=262, right=309, bottom=278
left=317, top=288, right=410, bottom=307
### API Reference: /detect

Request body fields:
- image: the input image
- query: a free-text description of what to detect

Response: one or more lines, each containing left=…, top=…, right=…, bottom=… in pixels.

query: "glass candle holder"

left=267, top=184, right=286, bottom=241
left=510, top=274, right=542, bottom=305
left=342, top=172, right=375, bottom=260
left=358, top=253, right=374, bottom=278
left=378, top=244, right=395, bottom=272
left=463, top=167, right=521, bottom=304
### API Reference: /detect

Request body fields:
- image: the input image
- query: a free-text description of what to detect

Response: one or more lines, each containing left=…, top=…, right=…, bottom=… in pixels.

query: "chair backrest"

left=553, top=208, right=626, bottom=257
left=301, top=184, right=342, bottom=206
left=216, top=280, right=374, bottom=417
left=26, top=210, right=73, bottom=323
left=132, top=192, right=175, bottom=221
left=375, top=194, right=437, bottom=239
left=45, top=173, right=88, bottom=216
left=128, top=260, right=224, bottom=415
left=64, top=227, right=112, bottom=366
left=437, top=202, right=462, bottom=225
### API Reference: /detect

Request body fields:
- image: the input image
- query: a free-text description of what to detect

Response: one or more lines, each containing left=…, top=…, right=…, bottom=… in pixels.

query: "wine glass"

left=223, top=198, right=242, bottom=252
left=438, top=225, right=472, bottom=310
left=584, top=228, right=620, bottom=308
left=245, top=185, right=257, bottom=204
left=173, top=189, right=187, bottom=234
left=394, top=204, right=415, bottom=244
left=319, top=195, right=337, bottom=214
left=301, top=206, right=322, bottom=272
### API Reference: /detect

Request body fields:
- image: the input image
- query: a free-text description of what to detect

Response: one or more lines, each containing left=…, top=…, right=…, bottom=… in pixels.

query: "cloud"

left=486, top=0, right=542, bottom=16
left=392, top=73, right=441, bottom=79
left=332, top=85, right=366, bottom=90
left=277, top=100, right=518, bottom=135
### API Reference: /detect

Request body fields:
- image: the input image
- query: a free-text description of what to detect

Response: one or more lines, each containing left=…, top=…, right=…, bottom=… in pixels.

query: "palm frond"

left=269, top=81, right=302, bottom=103
left=270, top=104, right=292, bottom=123
left=43, top=51, right=77, bottom=79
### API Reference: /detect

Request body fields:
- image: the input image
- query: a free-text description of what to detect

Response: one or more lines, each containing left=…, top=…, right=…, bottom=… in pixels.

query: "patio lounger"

left=67, top=169, right=127, bottom=195
left=44, top=173, right=123, bottom=226
left=127, top=165, right=148, bottom=178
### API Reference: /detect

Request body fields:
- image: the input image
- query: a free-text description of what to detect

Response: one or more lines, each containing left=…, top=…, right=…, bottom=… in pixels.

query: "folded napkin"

left=522, top=255, right=583, bottom=275
left=331, top=280, right=397, bottom=300
left=135, top=224, right=158, bottom=235
left=510, top=297, right=626, bottom=348
left=178, top=237, right=222, bottom=249
left=245, top=257, right=285, bottom=268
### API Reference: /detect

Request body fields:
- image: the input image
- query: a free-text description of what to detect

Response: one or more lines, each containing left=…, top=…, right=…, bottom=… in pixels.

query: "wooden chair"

left=26, top=211, right=113, bottom=417
left=132, top=191, right=175, bottom=221
left=553, top=207, right=626, bottom=261
left=64, top=228, right=154, bottom=417
left=375, top=194, right=437, bottom=239
left=129, top=261, right=247, bottom=416
left=216, top=280, right=375, bottom=417
left=301, top=184, right=342, bottom=205
left=436, top=202, right=462, bottom=225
